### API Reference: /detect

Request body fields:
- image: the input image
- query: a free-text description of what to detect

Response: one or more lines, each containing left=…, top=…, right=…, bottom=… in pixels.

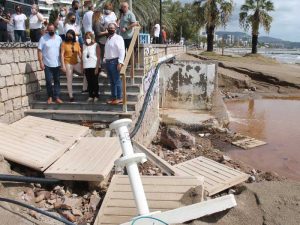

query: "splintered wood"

left=175, top=156, right=249, bottom=196
left=232, top=136, right=267, bottom=149
left=94, top=175, right=204, bottom=225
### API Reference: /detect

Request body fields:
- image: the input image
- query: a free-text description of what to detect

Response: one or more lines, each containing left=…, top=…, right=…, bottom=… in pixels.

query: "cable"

left=130, top=56, right=175, bottom=138
left=0, top=174, right=60, bottom=184
left=0, top=197, right=76, bottom=225
left=131, top=216, right=168, bottom=225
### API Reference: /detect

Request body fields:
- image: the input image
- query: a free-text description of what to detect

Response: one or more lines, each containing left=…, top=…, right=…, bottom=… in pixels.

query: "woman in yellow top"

left=61, top=29, right=82, bottom=102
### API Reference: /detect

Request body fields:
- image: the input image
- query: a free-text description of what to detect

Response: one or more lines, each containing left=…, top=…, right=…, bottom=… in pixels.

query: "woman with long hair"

left=92, top=10, right=107, bottom=68
left=64, top=12, right=80, bottom=41
left=61, top=29, right=82, bottom=102
left=57, top=7, right=67, bottom=41
left=82, top=32, right=101, bottom=102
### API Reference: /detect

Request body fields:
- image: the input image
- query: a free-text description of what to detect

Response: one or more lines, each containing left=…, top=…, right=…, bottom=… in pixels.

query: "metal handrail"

left=120, top=26, right=141, bottom=112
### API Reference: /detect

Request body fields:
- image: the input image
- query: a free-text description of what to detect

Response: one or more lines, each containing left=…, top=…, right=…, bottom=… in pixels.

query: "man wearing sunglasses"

left=38, top=24, right=63, bottom=104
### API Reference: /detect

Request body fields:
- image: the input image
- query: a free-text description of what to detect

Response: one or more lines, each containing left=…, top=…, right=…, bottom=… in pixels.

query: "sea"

left=222, top=48, right=300, bottom=64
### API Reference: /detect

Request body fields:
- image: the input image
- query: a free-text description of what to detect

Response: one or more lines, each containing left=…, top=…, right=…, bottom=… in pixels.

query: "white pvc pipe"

left=110, top=119, right=150, bottom=215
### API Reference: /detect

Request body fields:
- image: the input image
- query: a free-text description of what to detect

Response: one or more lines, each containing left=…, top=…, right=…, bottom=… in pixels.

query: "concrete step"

left=41, top=83, right=141, bottom=93
left=36, top=91, right=140, bottom=102
left=25, top=109, right=133, bottom=123
left=31, top=101, right=136, bottom=111
left=58, top=76, right=143, bottom=84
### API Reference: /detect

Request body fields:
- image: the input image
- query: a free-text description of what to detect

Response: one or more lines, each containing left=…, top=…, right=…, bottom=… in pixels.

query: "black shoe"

left=70, top=97, right=75, bottom=102
left=81, top=90, right=88, bottom=93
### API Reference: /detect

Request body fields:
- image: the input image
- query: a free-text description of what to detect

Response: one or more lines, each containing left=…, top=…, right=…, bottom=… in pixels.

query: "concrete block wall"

left=133, top=45, right=185, bottom=146
left=0, top=48, right=44, bottom=123
left=160, top=60, right=217, bottom=110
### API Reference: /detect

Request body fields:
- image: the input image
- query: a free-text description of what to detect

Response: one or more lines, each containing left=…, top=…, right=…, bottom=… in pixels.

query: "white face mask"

left=60, top=11, right=66, bottom=17
left=86, top=39, right=92, bottom=44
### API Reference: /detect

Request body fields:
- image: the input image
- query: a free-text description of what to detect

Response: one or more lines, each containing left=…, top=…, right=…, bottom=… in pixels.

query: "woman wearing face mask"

left=92, top=10, right=107, bottom=72
left=12, top=5, right=27, bottom=42
left=57, top=7, right=67, bottom=41
left=82, top=32, right=101, bottom=102
left=29, top=4, right=44, bottom=42
left=102, top=3, right=117, bottom=29
left=64, top=12, right=80, bottom=41
left=61, top=29, right=82, bottom=102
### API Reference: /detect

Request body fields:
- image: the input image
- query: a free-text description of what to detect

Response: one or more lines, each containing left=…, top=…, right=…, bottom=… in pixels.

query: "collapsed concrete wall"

left=0, top=46, right=44, bottom=124
left=133, top=45, right=186, bottom=146
left=159, top=60, right=217, bottom=110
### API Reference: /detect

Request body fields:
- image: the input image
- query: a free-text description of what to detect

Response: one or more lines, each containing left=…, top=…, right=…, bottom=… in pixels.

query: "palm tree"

left=195, top=0, right=233, bottom=52
left=239, top=0, right=274, bottom=54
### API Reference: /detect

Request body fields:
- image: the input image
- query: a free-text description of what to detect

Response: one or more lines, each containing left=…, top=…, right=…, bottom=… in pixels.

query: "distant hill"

left=215, top=31, right=300, bottom=48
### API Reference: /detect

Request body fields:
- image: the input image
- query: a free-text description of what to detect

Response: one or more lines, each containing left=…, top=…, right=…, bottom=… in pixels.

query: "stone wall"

left=159, top=60, right=217, bottom=110
left=0, top=47, right=44, bottom=123
left=133, top=45, right=186, bottom=146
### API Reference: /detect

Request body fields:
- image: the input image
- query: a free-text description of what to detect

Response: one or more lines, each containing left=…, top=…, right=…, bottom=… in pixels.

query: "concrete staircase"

left=25, top=68, right=144, bottom=123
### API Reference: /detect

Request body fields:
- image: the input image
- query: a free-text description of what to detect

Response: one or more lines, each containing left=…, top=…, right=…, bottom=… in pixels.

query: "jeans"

left=30, top=28, right=42, bottom=42
left=0, top=30, right=8, bottom=42
left=14, top=30, right=26, bottom=42
left=85, top=68, right=99, bottom=98
left=44, top=66, right=61, bottom=100
left=124, top=38, right=132, bottom=50
left=106, top=58, right=122, bottom=100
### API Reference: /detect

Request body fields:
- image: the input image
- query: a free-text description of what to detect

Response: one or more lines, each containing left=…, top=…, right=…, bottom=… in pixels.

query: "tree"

left=239, top=0, right=274, bottom=54
left=195, top=0, right=233, bottom=52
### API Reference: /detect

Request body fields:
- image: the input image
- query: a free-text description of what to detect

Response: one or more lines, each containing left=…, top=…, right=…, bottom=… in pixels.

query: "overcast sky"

left=180, top=0, right=300, bottom=42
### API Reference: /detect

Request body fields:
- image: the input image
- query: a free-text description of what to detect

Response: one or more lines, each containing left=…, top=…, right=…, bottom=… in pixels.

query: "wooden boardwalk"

left=45, top=137, right=122, bottom=181
left=174, top=156, right=249, bottom=196
left=0, top=116, right=88, bottom=171
left=94, top=175, right=204, bottom=225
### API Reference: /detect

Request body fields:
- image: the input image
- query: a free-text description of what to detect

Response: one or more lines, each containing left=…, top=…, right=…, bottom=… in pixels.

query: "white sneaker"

left=87, top=97, right=93, bottom=102
left=99, top=71, right=107, bottom=77
left=93, top=97, right=99, bottom=102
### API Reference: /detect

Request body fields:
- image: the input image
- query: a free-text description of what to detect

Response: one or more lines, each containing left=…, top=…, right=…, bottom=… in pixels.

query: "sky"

left=180, top=0, right=300, bottom=42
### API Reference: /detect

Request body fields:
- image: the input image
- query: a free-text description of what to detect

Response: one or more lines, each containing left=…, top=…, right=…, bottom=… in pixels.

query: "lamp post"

left=129, top=0, right=132, bottom=10
left=159, top=0, right=162, bottom=29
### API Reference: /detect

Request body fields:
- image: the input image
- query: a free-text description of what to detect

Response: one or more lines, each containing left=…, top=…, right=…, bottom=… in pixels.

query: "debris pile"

left=18, top=184, right=101, bottom=224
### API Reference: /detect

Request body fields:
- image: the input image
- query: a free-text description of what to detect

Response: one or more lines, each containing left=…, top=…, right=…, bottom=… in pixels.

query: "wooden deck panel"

left=94, top=175, right=203, bottom=225
left=0, top=123, right=69, bottom=171
left=44, top=137, right=122, bottom=181
left=0, top=116, right=90, bottom=171
left=9, top=116, right=89, bottom=147
left=175, top=156, right=249, bottom=196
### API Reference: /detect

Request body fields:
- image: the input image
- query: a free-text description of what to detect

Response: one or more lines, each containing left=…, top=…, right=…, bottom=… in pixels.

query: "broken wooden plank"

left=0, top=123, right=69, bottom=171
left=9, top=115, right=89, bottom=148
left=120, top=194, right=236, bottom=225
left=132, top=140, right=182, bottom=176
left=232, top=136, right=267, bottom=149
left=44, top=137, right=122, bottom=181
left=175, top=156, right=249, bottom=196
left=94, top=175, right=204, bottom=225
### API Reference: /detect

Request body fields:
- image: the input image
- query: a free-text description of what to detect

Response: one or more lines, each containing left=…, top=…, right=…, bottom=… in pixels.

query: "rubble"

left=160, top=126, right=195, bottom=149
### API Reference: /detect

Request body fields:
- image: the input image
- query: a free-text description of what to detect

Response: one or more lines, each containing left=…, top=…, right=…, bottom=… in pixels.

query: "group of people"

left=38, top=1, right=138, bottom=105
left=0, top=4, right=45, bottom=42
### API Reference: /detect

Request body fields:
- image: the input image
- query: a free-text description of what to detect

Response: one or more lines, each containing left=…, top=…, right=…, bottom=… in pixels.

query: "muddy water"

left=226, top=98, right=300, bottom=181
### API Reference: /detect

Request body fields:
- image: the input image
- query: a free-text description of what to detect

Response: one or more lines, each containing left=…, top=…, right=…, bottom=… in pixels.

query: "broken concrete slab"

left=175, top=156, right=249, bottom=196
left=160, top=126, right=195, bottom=149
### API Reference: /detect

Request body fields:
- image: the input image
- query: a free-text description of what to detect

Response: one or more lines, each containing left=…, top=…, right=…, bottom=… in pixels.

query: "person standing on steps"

left=38, top=24, right=63, bottom=104
left=29, top=4, right=44, bottom=42
left=105, top=23, right=125, bottom=105
left=119, top=1, right=138, bottom=50
left=12, top=5, right=27, bottom=42
left=61, top=29, right=82, bottom=102
left=82, top=32, right=101, bottom=102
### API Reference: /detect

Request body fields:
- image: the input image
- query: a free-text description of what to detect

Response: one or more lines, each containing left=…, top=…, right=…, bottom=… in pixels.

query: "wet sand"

left=226, top=98, right=300, bottom=181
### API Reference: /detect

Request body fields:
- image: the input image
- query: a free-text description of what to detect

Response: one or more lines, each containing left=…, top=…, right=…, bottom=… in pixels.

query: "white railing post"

left=110, top=119, right=150, bottom=215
